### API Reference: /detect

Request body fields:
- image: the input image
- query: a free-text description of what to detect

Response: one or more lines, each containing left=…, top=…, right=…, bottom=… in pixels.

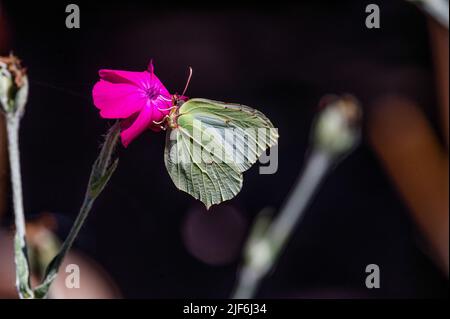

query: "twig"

left=1, top=55, right=33, bottom=298
left=232, top=96, right=362, bottom=299
left=34, top=122, right=120, bottom=298
left=6, top=114, right=34, bottom=298
left=408, top=0, right=449, bottom=28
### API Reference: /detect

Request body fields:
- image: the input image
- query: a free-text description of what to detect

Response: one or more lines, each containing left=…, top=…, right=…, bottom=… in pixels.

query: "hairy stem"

left=6, top=114, right=33, bottom=298
left=232, top=150, right=331, bottom=299
left=34, top=122, right=120, bottom=298
left=268, top=151, right=331, bottom=249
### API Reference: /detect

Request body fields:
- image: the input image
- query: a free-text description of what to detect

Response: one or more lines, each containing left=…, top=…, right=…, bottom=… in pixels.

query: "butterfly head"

left=154, top=67, right=193, bottom=129
left=172, top=94, right=186, bottom=108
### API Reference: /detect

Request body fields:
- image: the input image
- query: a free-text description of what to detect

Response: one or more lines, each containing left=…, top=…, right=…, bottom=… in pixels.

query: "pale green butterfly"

left=157, top=69, right=279, bottom=209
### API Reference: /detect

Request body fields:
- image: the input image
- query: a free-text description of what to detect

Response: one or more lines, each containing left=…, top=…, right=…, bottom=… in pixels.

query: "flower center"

left=145, top=86, right=159, bottom=100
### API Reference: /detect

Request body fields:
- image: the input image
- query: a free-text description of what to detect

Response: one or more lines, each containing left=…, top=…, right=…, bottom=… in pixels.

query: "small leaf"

left=14, top=234, right=34, bottom=299
left=89, top=157, right=119, bottom=198
left=34, top=122, right=120, bottom=298
left=87, top=122, right=120, bottom=198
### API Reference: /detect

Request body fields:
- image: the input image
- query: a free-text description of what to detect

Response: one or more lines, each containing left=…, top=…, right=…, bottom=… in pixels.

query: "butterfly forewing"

left=179, top=99, right=279, bottom=172
left=164, top=98, right=279, bottom=208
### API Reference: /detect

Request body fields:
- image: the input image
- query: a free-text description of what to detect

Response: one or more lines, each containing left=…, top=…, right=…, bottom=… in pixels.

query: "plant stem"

left=6, top=116, right=26, bottom=243
left=232, top=95, right=361, bottom=299
left=232, top=150, right=332, bottom=299
left=268, top=151, right=331, bottom=249
left=409, top=0, right=449, bottom=28
left=6, top=114, right=33, bottom=298
left=32, top=195, right=95, bottom=298
left=232, top=264, right=263, bottom=300
left=46, top=195, right=94, bottom=278
left=34, top=122, right=120, bottom=298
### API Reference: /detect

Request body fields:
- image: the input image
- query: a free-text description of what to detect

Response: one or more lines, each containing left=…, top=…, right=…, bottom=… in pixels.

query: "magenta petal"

left=93, top=80, right=147, bottom=119
left=120, top=105, right=155, bottom=147
left=99, top=69, right=152, bottom=89
left=92, top=60, right=174, bottom=146
left=148, top=59, right=154, bottom=74
left=148, top=74, right=171, bottom=97
left=100, top=68, right=171, bottom=98
left=152, top=95, right=174, bottom=118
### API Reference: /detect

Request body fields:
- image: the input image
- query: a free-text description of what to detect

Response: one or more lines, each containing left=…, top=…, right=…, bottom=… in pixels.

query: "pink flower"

left=92, top=61, right=173, bottom=147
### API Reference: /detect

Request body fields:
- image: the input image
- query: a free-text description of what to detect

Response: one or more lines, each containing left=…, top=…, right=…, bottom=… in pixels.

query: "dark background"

left=1, top=0, right=448, bottom=298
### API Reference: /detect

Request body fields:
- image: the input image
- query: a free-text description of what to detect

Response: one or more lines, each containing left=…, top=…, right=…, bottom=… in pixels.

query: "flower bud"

left=313, top=95, right=362, bottom=157
left=0, top=54, right=28, bottom=117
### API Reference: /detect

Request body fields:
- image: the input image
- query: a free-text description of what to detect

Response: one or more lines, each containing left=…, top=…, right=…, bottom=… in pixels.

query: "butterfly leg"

left=153, top=115, right=170, bottom=130
left=157, top=106, right=177, bottom=112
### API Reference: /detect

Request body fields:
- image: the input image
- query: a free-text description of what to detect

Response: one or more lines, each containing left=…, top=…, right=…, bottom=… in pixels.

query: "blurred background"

left=0, top=0, right=448, bottom=298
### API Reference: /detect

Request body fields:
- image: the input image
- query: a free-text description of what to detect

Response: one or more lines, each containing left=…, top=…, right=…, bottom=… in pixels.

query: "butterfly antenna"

left=181, top=66, right=193, bottom=97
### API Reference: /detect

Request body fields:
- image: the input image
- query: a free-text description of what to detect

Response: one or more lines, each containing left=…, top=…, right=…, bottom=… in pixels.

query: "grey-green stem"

left=232, top=150, right=332, bottom=299
left=34, top=122, right=120, bottom=298
left=232, top=96, right=361, bottom=299
left=6, top=114, right=33, bottom=298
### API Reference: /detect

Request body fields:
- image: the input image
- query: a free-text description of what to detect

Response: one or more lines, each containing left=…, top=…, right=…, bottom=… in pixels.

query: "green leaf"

left=164, top=98, right=278, bottom=209
left=88, top=121, right=120, bottom=198
left=33, top=122, right=121, bottom=298
left=14, top=234, right=34, bottom=299
left=88, top=157, right=119, bottom=198
left=33, top=273, right=55, bottom=299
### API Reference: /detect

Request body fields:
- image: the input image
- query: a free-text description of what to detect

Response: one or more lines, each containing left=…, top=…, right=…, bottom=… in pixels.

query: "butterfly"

left=159, top=69, right=279, bottom=209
